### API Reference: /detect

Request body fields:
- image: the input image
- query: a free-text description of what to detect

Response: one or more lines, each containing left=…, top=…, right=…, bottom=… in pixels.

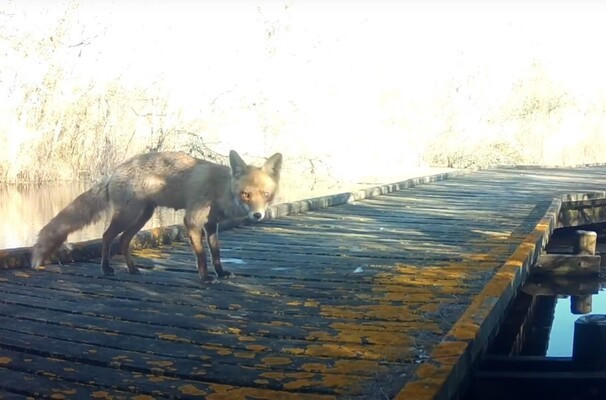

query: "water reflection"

left=0, top=183, right=184, bottom=249
left=0, top=168, right=448, bottom=250
left=547, top=283, right=606, bottom=357
left=0, top=180, right=357, bottom=249
left=514, top=275, right=606, bottom=357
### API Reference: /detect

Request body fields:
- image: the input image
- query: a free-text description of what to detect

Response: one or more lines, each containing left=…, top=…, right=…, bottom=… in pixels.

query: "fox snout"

left=243, top=205, right=266, bottom=221
left=233, top=189, right=273, bottom=221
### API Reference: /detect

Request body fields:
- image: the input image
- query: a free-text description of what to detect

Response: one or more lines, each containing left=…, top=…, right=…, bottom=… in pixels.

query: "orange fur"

left=31, top=150, right=282, bottom=283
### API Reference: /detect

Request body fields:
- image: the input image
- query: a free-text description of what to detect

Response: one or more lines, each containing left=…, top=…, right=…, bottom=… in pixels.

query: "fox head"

left=229, top=150, right=282, bottom=221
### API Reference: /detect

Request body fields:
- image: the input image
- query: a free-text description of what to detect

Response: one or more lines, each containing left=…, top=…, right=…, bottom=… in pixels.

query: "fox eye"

left=240, top=191, right=251, bottom=200
left=262, top=191, right=270, bottom=198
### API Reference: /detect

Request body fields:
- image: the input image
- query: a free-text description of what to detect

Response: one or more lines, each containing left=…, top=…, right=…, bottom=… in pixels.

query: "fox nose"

left=252, top=212, right=263, bottom=220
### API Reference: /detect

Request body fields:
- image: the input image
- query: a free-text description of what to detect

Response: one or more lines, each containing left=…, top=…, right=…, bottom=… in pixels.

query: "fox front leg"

left=183, top=220, right=216, bottom=284
left=184, top=207, right=218, bottom=284
left=204, top=221, right=234, bottom=279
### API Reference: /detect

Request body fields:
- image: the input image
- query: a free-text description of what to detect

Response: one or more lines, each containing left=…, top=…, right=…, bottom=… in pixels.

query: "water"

left=0, top=183, right=184, bottom=249
left=546, top=285, right=606, bottom=356
left=0, top=179, right=353, bottom=250
left=0, top=168, right=451, bottom=250
left=542, top=224, right=606, bottom=357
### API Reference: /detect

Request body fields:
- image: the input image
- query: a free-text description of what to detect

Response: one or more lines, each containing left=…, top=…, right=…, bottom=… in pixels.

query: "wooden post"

left=572, top=314, right=606, bottom=370
left=573, top=230, right=597, bottom=255
left=570, top=230, right=597, bottom=313
left=571, top=295, right=593, bottom=314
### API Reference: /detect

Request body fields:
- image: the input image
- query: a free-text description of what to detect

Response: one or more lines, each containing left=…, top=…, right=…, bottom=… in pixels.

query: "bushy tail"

left=31, top=178, right=111, bottom=268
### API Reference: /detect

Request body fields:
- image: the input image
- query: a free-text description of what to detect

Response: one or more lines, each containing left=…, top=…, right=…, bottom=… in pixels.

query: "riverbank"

left=0, top=166, right=453, bottom=250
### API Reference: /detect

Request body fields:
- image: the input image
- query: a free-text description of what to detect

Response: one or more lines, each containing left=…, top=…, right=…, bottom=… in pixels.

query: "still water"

left=546, top=284, right=606, bottom=356
left=0, top=182, right=184, bottom=249
left=0, top=179, right=373, bottom=250
left=0, top=168, right=448, bottom=250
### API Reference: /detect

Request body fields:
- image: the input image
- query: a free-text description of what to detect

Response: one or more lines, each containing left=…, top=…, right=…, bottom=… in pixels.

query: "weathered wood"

left=3, top=166, right=606, bottom=399
left=533, top=254, right=601, bottom=275
left=473, top=354, right=606, bottom=400
left=573, top=230, right=598, bottom=255
left=559, top=197, right=606, bottom=227
left=571, top=295, right=593, bottom=314
left=573, top=314, right=606, bottom=371
left=521, top=276, right=600, bottom=296
left=480, top=354, right=572, bottom=371
left=473, top=369, right=606, bottom=400
left=532, top=230, right=600, bottom=276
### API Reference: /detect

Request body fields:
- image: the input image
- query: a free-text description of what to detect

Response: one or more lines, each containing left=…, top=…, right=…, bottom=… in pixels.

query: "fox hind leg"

left=119, top=203, right=156, bottom=274
left=101, top=205, right=143, bottom=276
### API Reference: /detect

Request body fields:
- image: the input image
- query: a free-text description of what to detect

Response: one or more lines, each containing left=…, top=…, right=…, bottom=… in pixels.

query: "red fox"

left=31, top=150, right=282, bottom=283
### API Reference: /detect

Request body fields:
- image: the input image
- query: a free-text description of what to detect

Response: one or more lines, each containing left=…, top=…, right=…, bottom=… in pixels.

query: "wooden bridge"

left=1, top=165, right=606, bottom=400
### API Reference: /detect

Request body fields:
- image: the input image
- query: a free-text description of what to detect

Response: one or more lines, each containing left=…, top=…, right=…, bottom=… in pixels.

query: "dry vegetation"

left=1, top=1, right=606, bottom=188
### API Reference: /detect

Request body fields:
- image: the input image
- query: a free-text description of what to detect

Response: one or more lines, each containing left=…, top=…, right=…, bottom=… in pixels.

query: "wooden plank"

left=2, top=268, right=471, bottom=309
left=0, top=356, right=334, bottom=400
left=0, top=326, right=370, bottom=396
left=533, top=254, right=601, bottom=275
left=8, top=260, right=480, bottom=295
left=0, top=306, right=412, bottom=373
left=0, top=284, right=447, bottom=344
left=480, top=355, right=573, bottom=372
left=473, top=369, right=606, bottom=400
left=0, top=286, right=426, bottom=341
left=521, top=276, right=600, bottom=296
left=0, top=346, right=184, bottom=398
left=0, top=390, right=31, bottom=400
left=0, top=364, right=135, bottom=399
left=4, top=165, right=606, bottom=399
left=30, top=254, right=493, bottom=288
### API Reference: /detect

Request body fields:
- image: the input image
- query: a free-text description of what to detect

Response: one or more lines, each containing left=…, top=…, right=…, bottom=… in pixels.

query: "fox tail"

left=31, top=178, right=111, bottom=268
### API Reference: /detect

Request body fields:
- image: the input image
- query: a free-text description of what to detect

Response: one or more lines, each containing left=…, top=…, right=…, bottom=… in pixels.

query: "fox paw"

left=202, top=276, right=219, bottom=285
left=218, top=270, right=235, bottom=279
left=101, top=264, right=115, bottom=276
left=127, top=266, right=141, bottom=275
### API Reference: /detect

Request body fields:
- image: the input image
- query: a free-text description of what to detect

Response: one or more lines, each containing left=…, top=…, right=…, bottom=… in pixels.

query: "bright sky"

left=72, top=1, right=606, bottom=93
left=3, top=0, right=606, bottom=175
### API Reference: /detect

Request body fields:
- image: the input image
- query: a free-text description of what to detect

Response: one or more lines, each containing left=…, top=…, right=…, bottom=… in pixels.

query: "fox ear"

left=262, top=152, right=283, bottom=179
left=229, top=150, right=248, bottom=177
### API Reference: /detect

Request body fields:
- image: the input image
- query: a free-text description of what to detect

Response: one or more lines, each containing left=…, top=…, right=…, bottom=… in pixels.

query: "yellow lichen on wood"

left=301, top=363, right=328, bottom=373
left=320, top=304, right=413, bottom=321
left=448, top=321, right=479, bottom=341
left=270, top=321, right=293, bottom=327
left=91, top=392, right=112, bottom=399
left=246, top=344, right=269, bottom=352
left=131, top=247, right=165, bottom=259
left=303, top=343, right=387, bottom=360
left=332, top=359, right=388, bottom=375
left=234, top=351, right=256, bottom=359
left=178, top=384, right=207, bottom=396
left=431, top=341, right=468, bottom=358
left=206, top=385, right=335, bottom=400
left=308, top=324, right=415, bottom=347
left=156, top=333, right=191, bottom=343
left=146, top=360, right=174, bottom=368
left=260, top=356, right=292, bottom=366
left=393, top=380, right=441, bottom=400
